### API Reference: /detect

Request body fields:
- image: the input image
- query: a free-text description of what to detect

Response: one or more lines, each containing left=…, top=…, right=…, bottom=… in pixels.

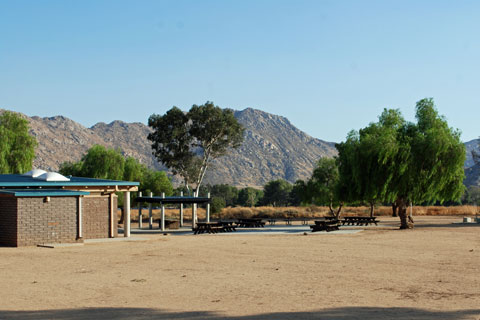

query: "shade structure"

left=134, top=196, right=210, bottom=204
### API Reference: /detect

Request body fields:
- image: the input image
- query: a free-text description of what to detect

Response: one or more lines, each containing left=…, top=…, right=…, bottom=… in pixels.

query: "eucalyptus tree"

left=148, top=102, right=244, bottom=196
left=0, top=111, right=37, bottom=174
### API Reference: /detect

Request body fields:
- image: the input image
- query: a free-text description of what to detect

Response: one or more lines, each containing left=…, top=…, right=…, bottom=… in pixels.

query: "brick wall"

left=16, top=197, right=79, bottom=247
left=83, top=194, right=117, bottom=239
left=0, top=196, right=18, bottom=246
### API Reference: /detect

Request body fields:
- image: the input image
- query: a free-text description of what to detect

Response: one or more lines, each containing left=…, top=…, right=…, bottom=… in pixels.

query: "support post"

left=161, top=192, right=165, bottom=231
left=206, top=192, right=211, bottom=223
left=77, top=196, right=83, bottom=239
left=138, top=191, right=143, bottom=229
left=193, top=191, right=198, bottom=228
left=180, top=191, right=184, bottom=227
left=149, top=192, right=153, bottom=230
left=192, top=199, right=196, bottom=230
left=124, top=191, right=131, bottom=237
left=109, top=193, right=115, bottom=238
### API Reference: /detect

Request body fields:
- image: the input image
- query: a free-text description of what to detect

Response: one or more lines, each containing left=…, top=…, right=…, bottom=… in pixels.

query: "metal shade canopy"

left=134, top=196, right=210, bottom=204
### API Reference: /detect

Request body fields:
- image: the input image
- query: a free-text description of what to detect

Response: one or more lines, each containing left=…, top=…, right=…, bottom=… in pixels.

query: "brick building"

left=0, top=170, right=138, bottom=247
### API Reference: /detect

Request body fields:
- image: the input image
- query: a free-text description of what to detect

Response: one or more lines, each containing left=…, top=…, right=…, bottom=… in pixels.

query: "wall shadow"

left=0, top=307, right=479, bottom=320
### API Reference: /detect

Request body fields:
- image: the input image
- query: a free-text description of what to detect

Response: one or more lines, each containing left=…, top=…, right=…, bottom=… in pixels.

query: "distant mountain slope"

left=465, top=138, right=479, bottom=168
left=204, top=108, right=337, bottom=187
left=465, top=163, right=480, bottom=187
left=2, top=108, right=336, bottom=187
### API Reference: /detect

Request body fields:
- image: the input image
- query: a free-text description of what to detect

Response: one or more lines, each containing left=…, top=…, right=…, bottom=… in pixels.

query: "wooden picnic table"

left=236, top=218, right=265, bottom=228
left=193, top=222, right=224, bottom=234
left=310, top=219, right=341, bottom=232
left=217, top=221, right=237, bottom=232
left=342, top=216, right=379, bottom=226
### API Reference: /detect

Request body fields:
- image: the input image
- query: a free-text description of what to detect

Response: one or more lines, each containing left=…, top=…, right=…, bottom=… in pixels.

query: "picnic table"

left=217, top=220, right=237, bottom=232
left=342, top=216, right=379, bottom=226
left=193, top=222, right=224, bottom=234
left=236, top=218, right=265, bottom=228
left=310, top=219, right=340, bottom=232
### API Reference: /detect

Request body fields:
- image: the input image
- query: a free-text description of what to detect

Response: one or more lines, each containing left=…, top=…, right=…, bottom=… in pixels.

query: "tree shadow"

left=0, top=307, right=479, bottom=320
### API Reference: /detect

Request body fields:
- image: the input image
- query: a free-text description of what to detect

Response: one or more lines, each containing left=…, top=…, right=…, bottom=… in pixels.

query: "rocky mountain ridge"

left=1, top=108, right=336, bottom=187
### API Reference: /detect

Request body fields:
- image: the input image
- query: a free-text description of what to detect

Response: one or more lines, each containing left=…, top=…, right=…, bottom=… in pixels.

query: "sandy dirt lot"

left=0, top=216, right=479, bottom=320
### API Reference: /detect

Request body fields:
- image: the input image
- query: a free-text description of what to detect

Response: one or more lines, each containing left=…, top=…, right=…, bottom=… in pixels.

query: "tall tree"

left=337, top=98, right=465, bottom=229
left=0, top=111, right=37, bottom=174
left=238, top=187, right=263, bottom=207
left=306, top=158, right=343, bottom=217
left=262, top=179, right=293, bottom=207
left=148, top=102, right=244, bottom=195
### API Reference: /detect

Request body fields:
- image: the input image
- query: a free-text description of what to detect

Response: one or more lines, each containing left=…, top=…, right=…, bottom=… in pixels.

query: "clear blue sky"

left=1, top=0, right=479, bottom=142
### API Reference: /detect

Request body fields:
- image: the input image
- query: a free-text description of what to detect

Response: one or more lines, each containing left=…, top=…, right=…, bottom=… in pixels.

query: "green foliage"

left=289, top=180, right=307, bottom=206
left=59, top=145, right=173, bottom=198
left=337, top=98, right=466, bottom=228
left=261, top=179, right=293, bottom=207
left=303, top=158, right=344, bottom=216
left=209, top=184, right=239, bottom=207
left=148, top=102, right=244, bottom=194
left=80, top=145, right=125, bottom=180
left=0, top=111, right=37, bottom=174
left=238, top=187, right=263, bottom=207
left=142, top=170, right=173, bottom=196
left=462, top=186, right=480, bottom=205
left=210, top=197, right=226, bottom=214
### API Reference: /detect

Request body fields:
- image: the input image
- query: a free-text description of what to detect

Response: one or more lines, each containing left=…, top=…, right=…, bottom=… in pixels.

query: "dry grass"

left=119, top=205, right=479, bottom=221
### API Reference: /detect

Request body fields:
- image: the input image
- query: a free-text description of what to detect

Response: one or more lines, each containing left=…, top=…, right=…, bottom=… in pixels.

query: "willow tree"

left=337, top=98, right=465, bottom=229
left=148, top=102, right=244, bottom=196
left=306, top=158, right=344, bottom=218
left=0, top=111, right=37, bottom=174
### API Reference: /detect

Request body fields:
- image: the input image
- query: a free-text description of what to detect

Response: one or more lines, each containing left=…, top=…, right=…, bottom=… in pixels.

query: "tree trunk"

left=391, top=203, right=398, bottom=217
left=396, top=198, right=413, bottom=229
left=369, top=201, right=375, bottom=217
left=335, top=203, right=343, bottom=219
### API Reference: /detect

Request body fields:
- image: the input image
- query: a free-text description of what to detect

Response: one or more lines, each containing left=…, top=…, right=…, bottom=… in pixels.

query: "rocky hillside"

left=204, top=108, right=337, bottom=187
left=2, top=108, right=336, bottom=187
left=465, top=138, right=479, bottom=168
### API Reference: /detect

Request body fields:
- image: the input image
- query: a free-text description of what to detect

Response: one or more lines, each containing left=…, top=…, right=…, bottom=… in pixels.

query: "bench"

left=310, top=219, right=340, bottom=232
left=236, top=218, right=265, bottom=228
left=193, top=222, right=225, bottom=234
left=342, top=216, right=379, bottom=226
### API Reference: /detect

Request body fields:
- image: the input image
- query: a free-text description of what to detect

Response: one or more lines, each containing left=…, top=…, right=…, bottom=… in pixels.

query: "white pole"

left=180, top=191, right=184, bottom=227
left=206, top=192, right=211, bottom=223
left=78, top=196, right=83, bottom=239
left=138, top=191, right=143, bottom=229
left=193, top=189, right=198, bottom=227
left=109, top=193, right=115, bottom=238
left=161, top=192, right=165, bottom=231
left=149, top=192, right=153, bottom=230
left=124, top=191, right=131, bottom=237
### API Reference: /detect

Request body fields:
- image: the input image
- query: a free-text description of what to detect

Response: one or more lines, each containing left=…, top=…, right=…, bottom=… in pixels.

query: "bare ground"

left=0, top=216, right=479, bottom=320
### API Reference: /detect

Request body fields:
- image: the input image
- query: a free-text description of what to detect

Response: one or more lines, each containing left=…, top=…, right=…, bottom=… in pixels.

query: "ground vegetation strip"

left=0, top=217, right=478, bottom=319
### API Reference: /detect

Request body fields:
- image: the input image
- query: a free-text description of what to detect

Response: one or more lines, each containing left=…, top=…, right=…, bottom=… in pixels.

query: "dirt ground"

left=0, top=216, right=479, bottom=320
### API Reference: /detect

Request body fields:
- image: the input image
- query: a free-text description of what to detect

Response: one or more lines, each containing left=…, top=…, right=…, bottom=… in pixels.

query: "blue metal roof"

left=0, top=189, right=90, bottom=197
left=0, top=174, right=139, bottom=187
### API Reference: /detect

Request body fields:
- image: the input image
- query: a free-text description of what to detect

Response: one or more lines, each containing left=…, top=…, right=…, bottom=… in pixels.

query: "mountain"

left=204, top=108, right=337, bottom=187
left=465, top=163, right=480, bottom=187
left=465, top=138, right=479, bottom=168
left=2, top=108, right=336, bottom=187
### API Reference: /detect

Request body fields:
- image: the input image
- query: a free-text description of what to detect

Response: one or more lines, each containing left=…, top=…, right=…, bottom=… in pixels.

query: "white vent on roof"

left=36, top=172, right=71, bottom=182
left=23, top=169, right=47, bottom=178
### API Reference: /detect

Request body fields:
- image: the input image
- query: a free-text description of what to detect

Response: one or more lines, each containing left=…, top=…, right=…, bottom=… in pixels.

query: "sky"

left=0, top=0, right=479, bottom=143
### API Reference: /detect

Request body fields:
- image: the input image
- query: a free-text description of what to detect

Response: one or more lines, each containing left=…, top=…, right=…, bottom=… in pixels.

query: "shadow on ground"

left=1, top=307, right=479, bottom=320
